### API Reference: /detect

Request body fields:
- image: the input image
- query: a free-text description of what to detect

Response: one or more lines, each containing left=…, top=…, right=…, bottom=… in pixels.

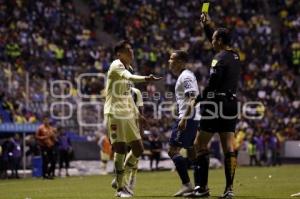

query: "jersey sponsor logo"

left=211, top=59, right=218, bottom=67
left=183, top=78, right=193, bottom=89
left=111, top=133, right=117, bottom=139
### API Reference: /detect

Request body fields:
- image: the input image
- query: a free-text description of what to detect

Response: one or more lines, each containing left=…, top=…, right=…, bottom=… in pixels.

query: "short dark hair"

left=215, top=28, right=231, bottom=45
left=114, top=40, right=130, bottom=54
left=174, top=50, right=188, bottom=63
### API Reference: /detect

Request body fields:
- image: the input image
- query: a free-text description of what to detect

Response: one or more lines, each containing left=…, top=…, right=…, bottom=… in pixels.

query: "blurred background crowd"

left=0, top=0, right=300, bottom=176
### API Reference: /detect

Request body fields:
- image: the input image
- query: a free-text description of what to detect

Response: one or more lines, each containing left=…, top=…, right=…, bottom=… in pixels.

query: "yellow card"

left=202, top=2, right=210, bottom=13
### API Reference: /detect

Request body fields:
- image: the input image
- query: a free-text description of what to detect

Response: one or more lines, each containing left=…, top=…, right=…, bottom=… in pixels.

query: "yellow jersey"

left=104, top=59, right=145, bottom=118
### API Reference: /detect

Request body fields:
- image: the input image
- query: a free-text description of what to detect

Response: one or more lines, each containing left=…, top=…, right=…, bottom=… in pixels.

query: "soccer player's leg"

left=113, top=143, right=127, bottom=188
left=128, top=159, right=138, bottom=190
left=168, top=146, right=193, bottom=197
left=168, top=121, right=195, bottom=197
left=123, top=118, right=143, bottom=194
left=184, top=130, right=213, bottom=197
left=107, top=115, right=132, bottom=197
left=218, top=98, right=238, bottom=199
left=184, top=119, right=200, bottom=189
left=125, top=140, right=143, bottom=192
left=219, top=132, right=237, bottom=199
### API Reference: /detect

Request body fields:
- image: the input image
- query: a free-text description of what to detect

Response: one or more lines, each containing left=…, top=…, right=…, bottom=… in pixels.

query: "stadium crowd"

left=90, top=0, right=300, bottom=141
left=0, top=0, right=299, bottom=170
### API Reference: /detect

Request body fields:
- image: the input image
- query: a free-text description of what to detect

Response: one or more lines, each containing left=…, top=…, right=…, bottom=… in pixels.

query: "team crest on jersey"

left=183, top=78, right=193, bottom=89
left=211, top=59, right=218, bottom=67
left=111, top=124, right=117, bottom=131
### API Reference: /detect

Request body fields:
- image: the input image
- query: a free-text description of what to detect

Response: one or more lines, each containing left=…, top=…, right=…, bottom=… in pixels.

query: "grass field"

left=0, top=165, right=299, bottom=199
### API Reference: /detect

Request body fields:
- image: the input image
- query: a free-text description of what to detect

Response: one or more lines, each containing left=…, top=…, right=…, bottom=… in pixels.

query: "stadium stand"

left=0, top=0, right=299, bottom=159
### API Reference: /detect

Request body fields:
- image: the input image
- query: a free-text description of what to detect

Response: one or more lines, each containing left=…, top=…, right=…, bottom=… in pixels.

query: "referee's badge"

left=211, top=59, right=218, bottom=67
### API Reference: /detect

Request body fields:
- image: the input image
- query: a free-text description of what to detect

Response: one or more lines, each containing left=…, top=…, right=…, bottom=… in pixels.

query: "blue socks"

left=172, top=154, right=190, bottom=184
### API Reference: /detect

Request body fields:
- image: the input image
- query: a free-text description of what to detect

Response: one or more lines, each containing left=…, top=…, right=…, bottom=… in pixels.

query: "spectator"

left=97, top=132, right=112, bottom=175
left=58, top=129, right=72, bottom=177
left=0, top=0, right=298, bottom=154
left=247, top=137, right=258, bottom=166
left=35, top=116, right=56, bottom=179
left=1, top=138, right=14, bottom=179
left=11, top=134, right=22, bottom=178
left=149, top=133, right=162, bottom=171
left=254, top=134, right=265, bottom=166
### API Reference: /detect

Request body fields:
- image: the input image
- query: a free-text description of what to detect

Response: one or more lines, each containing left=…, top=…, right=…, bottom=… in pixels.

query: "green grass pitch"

left=0, top=165, right=299, bottom=199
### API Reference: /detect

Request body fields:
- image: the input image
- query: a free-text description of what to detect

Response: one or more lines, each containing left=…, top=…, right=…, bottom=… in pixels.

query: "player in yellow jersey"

left=104, top=40, right=161, bottom=197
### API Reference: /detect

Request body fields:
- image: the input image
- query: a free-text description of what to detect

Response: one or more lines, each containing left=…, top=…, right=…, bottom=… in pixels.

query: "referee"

left=185, top=13, right=241, bottom=198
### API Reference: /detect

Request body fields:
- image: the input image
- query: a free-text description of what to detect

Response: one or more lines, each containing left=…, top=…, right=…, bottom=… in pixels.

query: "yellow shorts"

left=105, top=114, right=141, bottom=144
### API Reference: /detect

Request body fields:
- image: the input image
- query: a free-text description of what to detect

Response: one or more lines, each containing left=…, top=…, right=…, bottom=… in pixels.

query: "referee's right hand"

left=200, top=13, right=209, bottom=25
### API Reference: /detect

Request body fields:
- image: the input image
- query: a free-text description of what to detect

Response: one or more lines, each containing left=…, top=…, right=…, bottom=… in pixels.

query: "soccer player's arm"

left=178, top=78, right=198, bottom=130
left=113, top=64, right=146, bottom=83
left=135, top=88, right=146, bottom=137
left=113, top=64, right=161, bottom=82
left=177, top=95, right=196, bottom=131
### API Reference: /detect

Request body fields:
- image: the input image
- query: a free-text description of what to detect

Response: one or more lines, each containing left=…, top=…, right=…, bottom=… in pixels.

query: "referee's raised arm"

left=200, top=13, right=214, bottom=43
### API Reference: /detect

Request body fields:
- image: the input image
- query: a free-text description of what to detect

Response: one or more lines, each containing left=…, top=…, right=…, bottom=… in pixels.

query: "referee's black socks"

left=224, top=151, right=237, bottom=189
left=195, top=151, right=210, bottom=188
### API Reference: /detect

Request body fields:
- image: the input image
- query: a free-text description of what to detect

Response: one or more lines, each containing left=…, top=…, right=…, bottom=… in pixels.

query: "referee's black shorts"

left=199, top=96, right=238, bottom=133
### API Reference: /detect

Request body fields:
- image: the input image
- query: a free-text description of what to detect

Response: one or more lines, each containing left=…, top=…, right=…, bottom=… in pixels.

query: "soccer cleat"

left=115, top=187, right=133, bottom=198
left=173, top=182, right=194, bottom=197
left=183, top=186, right=210, bottom=197
left=124, top=186, right=134, bottom=196
left=112, top=178, right=134, bottom=196
left=219, top=188, right=234, bottom=199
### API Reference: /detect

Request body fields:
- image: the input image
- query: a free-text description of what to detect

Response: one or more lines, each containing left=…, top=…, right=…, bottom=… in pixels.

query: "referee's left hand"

left=177, top=119, right=187, bottom=131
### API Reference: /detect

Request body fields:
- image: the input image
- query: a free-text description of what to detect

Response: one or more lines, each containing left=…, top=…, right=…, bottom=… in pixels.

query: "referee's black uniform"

left=197, top=25, right=241, bottom=133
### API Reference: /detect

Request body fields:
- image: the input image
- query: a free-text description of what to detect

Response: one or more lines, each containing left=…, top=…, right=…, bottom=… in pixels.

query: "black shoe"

left=183, top=186, right=210, bottom=197
left=219, top=188, right=234, bottom=199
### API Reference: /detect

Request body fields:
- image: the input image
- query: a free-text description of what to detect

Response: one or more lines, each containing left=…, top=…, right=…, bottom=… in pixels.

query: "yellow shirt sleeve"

left=112, top=63, right=146, bottom=82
